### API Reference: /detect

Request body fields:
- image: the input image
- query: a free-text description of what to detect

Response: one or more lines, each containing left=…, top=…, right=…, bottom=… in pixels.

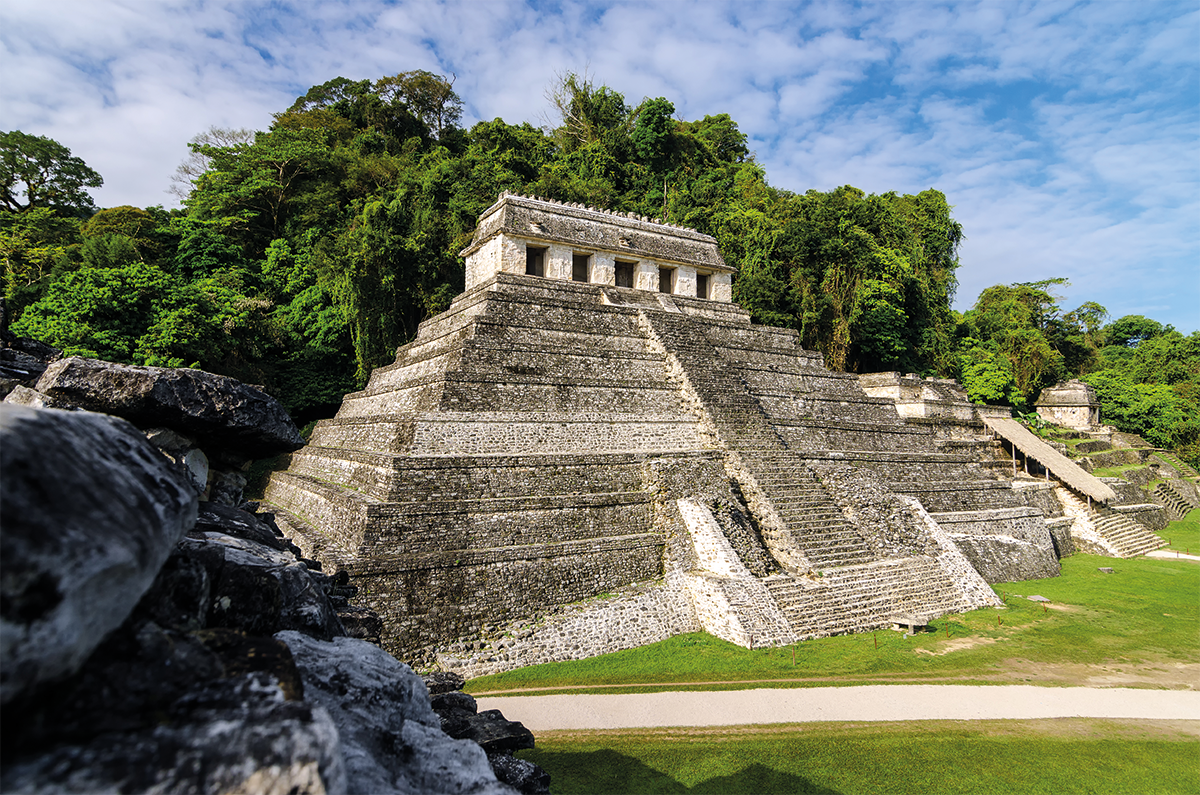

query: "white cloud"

left=1, top=0, right=1195, bottom=330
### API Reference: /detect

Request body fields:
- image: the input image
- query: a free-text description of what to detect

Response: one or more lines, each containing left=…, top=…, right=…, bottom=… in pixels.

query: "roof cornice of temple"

left=459, top=191, right=731, bottom=272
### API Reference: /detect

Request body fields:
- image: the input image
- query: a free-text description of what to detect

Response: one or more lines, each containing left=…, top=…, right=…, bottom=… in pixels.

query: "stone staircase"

left=763, top=557, right=970, bottom=639
left=637, top=308, right=984, bottom=643
left=638, top=310, right=786, bottom=451
left=748, top=453, right=877, bottom=570
left=1153, top=451, right=1200, bottom=480
left=640, top=310, right=875, bottom=571
left=1091, top=512, right=1166, bottom=558
left=1055, top=484, right=1165, bottom=558
left=1154, top=481, right=1198, bottom=521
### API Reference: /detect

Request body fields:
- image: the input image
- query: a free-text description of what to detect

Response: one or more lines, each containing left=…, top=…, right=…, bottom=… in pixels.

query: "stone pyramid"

left=265, top=194, right=1049, bottom=672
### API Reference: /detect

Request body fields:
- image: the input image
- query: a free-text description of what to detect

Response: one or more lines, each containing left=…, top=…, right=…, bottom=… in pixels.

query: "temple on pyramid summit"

left=265, top=192, right=1177, bottom=674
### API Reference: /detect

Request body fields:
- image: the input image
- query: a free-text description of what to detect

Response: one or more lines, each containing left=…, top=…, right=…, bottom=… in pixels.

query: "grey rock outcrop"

left=1, top=384, right=64, bottom=409
left=425, top=675, right=549, bottom=794
left=2, top=403, right=527, bottom=794
left=6, top=355, right=307, bottom=506
left=0, top=300, right=61, bottom=397
left=2, top=671, right=346, bottom=795
left=280, top=631, right=515, bottom=795
left=0, top=404, right=198, bottom=704
left=0, top=341, right=60, bottom=393
left=32, top=356, right=304, bottom=459
left=174, top=528, right=344, bottom=641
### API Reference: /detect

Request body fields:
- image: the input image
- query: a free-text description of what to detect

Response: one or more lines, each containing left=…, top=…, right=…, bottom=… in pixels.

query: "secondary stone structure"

left=264, top=194, right=1115, bottom=675
left=1035, top=379, right=1101, bottom=430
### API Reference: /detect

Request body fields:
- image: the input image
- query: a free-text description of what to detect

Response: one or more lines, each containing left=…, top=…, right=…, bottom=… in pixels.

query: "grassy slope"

left=523, top=720, right=1199, bottom=795
left=468, top=554, right=1198, bottom=695
left=1158, top=508, right=1200, bottom=553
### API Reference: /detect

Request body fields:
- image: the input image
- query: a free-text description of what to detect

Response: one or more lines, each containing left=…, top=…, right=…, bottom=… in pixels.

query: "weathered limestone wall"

left=930, top=507, right=1060, bottom=583
left=949, top=535, right=1060, bottom=583
left=1035, top=379, right=1100, bottom=430
left=858, top=372, right=977, bottom=421
left=437, top=579, right=700, bottom=679
left=434, top=454, right=754, bottom=675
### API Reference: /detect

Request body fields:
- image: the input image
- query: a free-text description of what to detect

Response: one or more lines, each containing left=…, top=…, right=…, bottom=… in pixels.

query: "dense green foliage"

left=735, top=185, right=963, bottom=373
left=1084, top=327, right=1200, bottom=462
left=951, top=279, right=1199, bottom=465
left=0, top=72, right=964, bottom=416
left=2, top=72, right=1194, bottom=458
left=955, top=279, right=1103, bottom=409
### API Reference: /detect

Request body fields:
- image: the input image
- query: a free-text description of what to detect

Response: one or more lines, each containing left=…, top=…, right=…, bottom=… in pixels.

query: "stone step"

left=1153, top=483, right=1195, bottom=521
left=778, top=517, right=853, bottom=532
left=1091, top=513, right=1166, bottom=558
left=754, top=487, right=828, bottom=498
left=762, top=558, right=970, bottom=638
left=776, top=508, right=846, bottom=520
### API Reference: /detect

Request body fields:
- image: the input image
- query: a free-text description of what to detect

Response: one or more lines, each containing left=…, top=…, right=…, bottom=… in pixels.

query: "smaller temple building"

left=459, top=192, right=735, bottom=300
left=1035, top=379, right=1101, bottom=430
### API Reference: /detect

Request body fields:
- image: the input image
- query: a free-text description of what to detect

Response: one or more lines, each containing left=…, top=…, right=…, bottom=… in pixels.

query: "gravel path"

left=476, top=686, right=1200, bottom=730
left=1147, top=550, right=1200, bottom=562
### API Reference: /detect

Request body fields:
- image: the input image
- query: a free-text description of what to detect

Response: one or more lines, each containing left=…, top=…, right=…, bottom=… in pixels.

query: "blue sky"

left=3, top=0, right=1197, bottom=331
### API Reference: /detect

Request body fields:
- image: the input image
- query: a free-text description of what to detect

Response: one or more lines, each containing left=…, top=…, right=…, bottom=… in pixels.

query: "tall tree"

left=375, top=71, right=463, bottom=139
left=1, top=131, right=103, bottom=216
left=169, top=127, right=254, bottom=200
left=185, top=126, right=340, bottom=254
left=958, top=279, right=1110, bottom=409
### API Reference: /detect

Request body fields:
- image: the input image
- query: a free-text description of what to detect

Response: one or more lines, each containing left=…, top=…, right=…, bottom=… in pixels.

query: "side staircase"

left=1153, top=450, right=1200, bottom=479
left=1154, top=481, right=1199, bottom=521
left=1055, top=485, right=1165, bottom=558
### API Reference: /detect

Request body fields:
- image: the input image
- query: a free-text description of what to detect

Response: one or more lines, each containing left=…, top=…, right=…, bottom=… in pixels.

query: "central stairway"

left=640, top=310, right=877, bottom=572
left=746, top=452, right=876, bottom=569
left=639, top=307, right=994, bottom=640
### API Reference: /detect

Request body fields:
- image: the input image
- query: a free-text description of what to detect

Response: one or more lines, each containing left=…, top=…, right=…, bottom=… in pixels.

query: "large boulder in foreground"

left=175, top=525, right=345, bottom=641
left=280, top=631, right=516, bottom=795
left=32, top=357, right=304, bottom=459
left=1, top=670, right=345, bottom=795
left=0, top=404, right=198, bottom=704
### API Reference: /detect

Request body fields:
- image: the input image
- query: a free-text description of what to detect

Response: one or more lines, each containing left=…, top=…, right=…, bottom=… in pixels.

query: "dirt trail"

left=476, top=685, right=1200, bottom=731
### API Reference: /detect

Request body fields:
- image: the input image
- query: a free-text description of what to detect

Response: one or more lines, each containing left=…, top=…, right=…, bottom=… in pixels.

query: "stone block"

left=0, top=405, right=197, bottom=704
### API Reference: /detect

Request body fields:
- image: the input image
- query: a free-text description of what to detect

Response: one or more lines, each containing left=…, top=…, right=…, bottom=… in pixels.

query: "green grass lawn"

left=1158, top=508, right=1200, bottom=554
left=521, top=719, right=1199, bottom=794
left=1090, top=463, right=1149, bottom=478
left=467, top=553, right=1199, bottom=696
left=482, top=517, right=1200, bottom=794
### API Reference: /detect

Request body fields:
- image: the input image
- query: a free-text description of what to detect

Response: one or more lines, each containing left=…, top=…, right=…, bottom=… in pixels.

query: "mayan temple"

left=264, top=192, right=1177, bottom=674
